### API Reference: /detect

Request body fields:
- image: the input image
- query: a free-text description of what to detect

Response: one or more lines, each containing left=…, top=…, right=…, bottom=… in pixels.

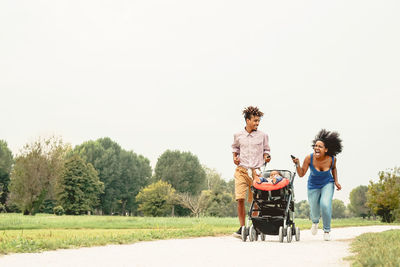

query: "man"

left=232, top=106, right=271, bottom=237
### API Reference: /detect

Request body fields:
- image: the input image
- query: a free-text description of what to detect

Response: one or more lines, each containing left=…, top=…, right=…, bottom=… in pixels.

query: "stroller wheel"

left=278, top=226, right=284, bottom=243
left=260, top=233, right=265, bottom=241
left=249, top=225, right=256, bottom=242
left=295, top=227, right=300, bottom=241
left=241, top=226, right=247, bottom=242
left=287, top=226, right=293, bottom=243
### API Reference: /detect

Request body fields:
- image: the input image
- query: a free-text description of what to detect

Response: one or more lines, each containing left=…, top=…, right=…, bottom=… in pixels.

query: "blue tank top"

left=308, top=153, right=335, bottom=189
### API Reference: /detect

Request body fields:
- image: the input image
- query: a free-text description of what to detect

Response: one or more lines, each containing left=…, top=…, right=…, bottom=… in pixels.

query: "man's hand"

left=264, top=154, right=271, bottom=163
left=233, top=155, right=240, bottom=165
left=292, top=157, right=300, bottom=166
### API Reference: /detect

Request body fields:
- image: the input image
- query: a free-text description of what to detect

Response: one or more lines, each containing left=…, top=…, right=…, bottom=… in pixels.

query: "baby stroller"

left=241, top=157, right=300, bottom=243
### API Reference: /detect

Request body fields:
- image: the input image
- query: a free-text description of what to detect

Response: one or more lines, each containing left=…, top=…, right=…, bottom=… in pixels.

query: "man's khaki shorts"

left=234, top=166, right=258, bottom=203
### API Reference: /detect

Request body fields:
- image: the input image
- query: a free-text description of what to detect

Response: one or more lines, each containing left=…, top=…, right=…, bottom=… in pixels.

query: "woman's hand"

left=335, top=181, right=342, bottom=191
left=264, top=154, right=271, bottom=163
left=292, top=157, right=300, bottom=166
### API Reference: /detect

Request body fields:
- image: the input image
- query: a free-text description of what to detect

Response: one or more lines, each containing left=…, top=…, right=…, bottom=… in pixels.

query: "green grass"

left=346, top=230, right=400, bottom=267
left=0, top=214, right=239, bottom=254
left=0, top=213, right=396, bottom=255
left=0, top=214, right=391, bottom=231
left=0, top=213, right=237, bottom=230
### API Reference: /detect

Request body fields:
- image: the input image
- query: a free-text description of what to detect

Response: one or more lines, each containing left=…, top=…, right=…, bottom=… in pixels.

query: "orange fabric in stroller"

left=252, top=178, right=290, bottom=191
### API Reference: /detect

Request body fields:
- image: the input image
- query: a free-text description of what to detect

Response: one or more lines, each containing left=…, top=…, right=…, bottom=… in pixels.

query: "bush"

left=5, top=202, right=20, bottom=213
left=39, top=199, right=56, bottom=214
left=53, top=205, right=65, bottom=216
left=136, top=181, right=176, bottom=216
left=367, top=167, right=400, bottom=222
left=0, top=203, right=6, bottom=213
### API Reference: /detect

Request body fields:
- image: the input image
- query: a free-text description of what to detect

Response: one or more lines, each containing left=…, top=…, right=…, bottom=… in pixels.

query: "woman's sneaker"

left=311, top=223, right=318, bottom=235
left=324, top=232, right=331, bottom=241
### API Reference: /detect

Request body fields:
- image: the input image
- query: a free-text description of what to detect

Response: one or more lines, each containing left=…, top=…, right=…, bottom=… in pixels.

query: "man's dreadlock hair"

left=242, top=106, right=264, bottom=121
left=312, top=129, right=343, bottom=156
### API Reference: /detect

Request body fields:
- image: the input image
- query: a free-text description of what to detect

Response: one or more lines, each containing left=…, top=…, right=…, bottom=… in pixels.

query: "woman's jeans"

left=307, top=182, right=334, bottom=232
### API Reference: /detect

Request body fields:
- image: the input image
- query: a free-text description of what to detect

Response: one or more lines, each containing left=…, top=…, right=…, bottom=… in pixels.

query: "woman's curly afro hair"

left=312, top=129, right=343, bottom=156
left=242, top=106, right=264, bottom=121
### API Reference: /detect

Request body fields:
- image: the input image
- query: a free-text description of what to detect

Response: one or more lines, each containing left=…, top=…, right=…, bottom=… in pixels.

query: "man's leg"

left=234, top=166, right=253, bottom=233
left=234, top=167, right=248, bottom=231
left=252, top=203, right=259, bottom=217
left=237, top=199, right=245, bottom=226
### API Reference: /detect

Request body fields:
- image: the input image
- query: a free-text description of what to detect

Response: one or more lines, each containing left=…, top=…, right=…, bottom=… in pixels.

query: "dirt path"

left=1, top=225, right=399, bottom=267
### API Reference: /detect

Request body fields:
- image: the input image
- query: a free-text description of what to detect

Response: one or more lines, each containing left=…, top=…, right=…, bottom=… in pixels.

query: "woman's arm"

left=332, top=157, right=341, bottom=190
left=293, top=155, right=310, bottom=177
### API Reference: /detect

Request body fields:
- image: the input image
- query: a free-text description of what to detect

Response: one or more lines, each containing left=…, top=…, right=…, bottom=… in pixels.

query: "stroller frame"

left=241, top=164, right=300, bottom=243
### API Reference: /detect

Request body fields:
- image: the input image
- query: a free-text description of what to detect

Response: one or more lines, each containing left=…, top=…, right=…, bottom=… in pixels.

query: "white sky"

left=1, top=0, right=399, bottom=204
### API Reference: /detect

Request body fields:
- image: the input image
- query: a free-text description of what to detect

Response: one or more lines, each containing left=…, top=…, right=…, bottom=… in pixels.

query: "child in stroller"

left=240, top=156, right=300, bottom=243
left=255, top=170, right=284, bottom=185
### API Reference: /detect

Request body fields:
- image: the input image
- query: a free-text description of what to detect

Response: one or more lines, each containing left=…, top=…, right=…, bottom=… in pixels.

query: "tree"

left=225, top=179, right=237, bottom=217
left=118, top=150, right=152, bottom=215
left=75, top=137, right=152, bottom=215
left=58, top=154, right=104, bottom=215
left=136, top=180, right=176, bottom=216
left=332, top=199, right=346, bottom=218
left=295, top=200, right=310, bottom=219
left=0, top=140, right=13, bottom=207
left=154, top=150, right=206, bottom=195
left=203, top=189, right=234, bottom=217
left=8, top=137, right=68, bottom=215
left=367, top=168, right=400, bottom=223
left=348, top=185, right=370, bottom=218
left=200, top=167, right=236, bottom=217
left=175, top=191, right=209, bottom=217
left=204, top=166, right=226, bottom=191
left=226, top=179, right=235, bottom=196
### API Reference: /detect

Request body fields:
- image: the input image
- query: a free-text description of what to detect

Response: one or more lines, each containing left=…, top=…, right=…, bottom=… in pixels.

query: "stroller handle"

left=290, top=155, right=297, bottom=185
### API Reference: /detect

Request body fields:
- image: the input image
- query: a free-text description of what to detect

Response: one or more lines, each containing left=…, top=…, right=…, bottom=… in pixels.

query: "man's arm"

left=263, top=133, right=271, bottom=162
left=233, top=152, right=240, bottom=165
left=232, top=134, right=240, bottom=165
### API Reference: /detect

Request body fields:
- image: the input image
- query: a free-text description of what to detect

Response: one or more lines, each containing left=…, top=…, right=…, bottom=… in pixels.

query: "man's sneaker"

left=311, top=223, right=318, bottom=235
left=233, top=227, right=242, bottom=238
left=324, top=232, right=331, bottom=241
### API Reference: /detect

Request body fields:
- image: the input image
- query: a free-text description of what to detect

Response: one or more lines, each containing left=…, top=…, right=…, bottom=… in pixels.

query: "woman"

left=292, top=129, right=342, bottom=241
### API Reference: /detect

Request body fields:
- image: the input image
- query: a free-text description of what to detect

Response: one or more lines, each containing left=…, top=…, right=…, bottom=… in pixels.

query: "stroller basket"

left=252, top=216, right=283, bottom=235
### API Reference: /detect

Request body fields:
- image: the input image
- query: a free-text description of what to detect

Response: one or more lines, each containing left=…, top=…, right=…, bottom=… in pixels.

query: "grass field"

left=346, top=229, right=400, bottom=267
left=0, top=213, right=396, bottom=255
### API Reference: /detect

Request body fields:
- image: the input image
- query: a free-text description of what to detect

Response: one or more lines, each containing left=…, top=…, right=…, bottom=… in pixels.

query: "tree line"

left=0, top=137, right=235, bottom=217
left=0, top=138, right=399, bottom=221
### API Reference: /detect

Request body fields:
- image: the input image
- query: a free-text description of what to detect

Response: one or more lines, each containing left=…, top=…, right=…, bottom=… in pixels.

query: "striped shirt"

left=232, top=129, right=270, bottom=169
